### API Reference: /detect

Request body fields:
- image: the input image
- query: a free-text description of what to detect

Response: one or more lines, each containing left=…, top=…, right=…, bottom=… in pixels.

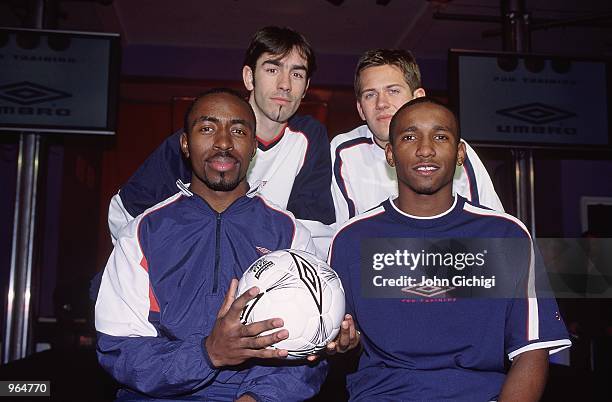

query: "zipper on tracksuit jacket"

left=213, top=213, right=221, bottom=294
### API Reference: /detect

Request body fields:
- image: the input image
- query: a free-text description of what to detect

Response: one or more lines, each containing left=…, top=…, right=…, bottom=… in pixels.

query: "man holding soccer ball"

left=95, top=89, right=335, bottom=401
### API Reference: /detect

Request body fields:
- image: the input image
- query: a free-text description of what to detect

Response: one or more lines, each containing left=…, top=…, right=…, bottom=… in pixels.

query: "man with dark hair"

left=387, top=96, right=460, bottom=144
left=96, top=89, right=327, bottom=401
left=182, top=87, right=258, bottom=137
left=108, top=26, right=334, bottom=254
left=243, top=26, right=316, bottom=81
left=331, top=49, right=503, bottom=226
left=329, top=97, right=570, bottom=401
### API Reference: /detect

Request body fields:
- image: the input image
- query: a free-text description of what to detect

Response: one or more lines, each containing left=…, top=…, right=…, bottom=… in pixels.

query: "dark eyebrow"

left=262, top=59, right=281, bottom=68
left=390, top=125, right=416, bottom=142
left=262, top=58, right=307, bottom=72
left=198, top=115, right=219, bottom=123
left=190, top=115, right=219, bottom=130
left=191, top=115, right=254, bottom=131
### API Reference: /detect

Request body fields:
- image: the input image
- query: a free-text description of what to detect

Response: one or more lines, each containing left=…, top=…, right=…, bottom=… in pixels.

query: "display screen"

left=0, top=28, right=120, bottom=135
left=449, top=49, right=611, bottom=148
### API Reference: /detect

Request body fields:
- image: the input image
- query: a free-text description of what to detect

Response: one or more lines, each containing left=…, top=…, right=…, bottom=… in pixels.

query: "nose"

left=278, top=70, right=292, bottom=93
left=415, top=137, right=435, bottom=158
left=213, top=128, right=234, bottom=151
left=376, top=91, right=389, bottom=110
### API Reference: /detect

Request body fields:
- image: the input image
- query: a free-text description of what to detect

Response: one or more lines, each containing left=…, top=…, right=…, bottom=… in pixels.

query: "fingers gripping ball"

left=237, top=249, right=345, bottom=359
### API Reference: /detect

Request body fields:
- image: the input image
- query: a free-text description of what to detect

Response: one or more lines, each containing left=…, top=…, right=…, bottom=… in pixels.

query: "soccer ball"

left=237, top=249, right=345, bottom=359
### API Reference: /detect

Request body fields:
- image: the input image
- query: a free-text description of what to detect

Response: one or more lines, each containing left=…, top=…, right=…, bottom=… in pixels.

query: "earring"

left=457, top=160, right=463, bottom=166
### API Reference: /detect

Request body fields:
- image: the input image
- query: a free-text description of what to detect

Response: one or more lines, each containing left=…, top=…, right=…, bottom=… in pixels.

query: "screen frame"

left=0, top=27, right=121, bottom=136
left=448, top=48, right=612, bottom=151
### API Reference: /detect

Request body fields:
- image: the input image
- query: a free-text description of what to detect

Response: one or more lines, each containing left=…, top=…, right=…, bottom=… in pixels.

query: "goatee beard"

left=203, top=172, right=242, bottom=192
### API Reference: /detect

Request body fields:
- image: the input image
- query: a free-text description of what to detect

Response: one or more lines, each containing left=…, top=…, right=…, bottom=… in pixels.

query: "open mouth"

left=414, top=164, right=439, bottom=176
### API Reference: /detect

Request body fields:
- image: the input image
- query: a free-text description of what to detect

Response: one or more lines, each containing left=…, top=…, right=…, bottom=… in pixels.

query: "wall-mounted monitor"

left=449, top=49, right=611, bottom=149
left=0, top=27, right=120, bottom=135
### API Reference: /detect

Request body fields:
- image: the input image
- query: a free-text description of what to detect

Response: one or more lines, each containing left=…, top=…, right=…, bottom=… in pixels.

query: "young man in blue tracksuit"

left=95, top=89, right=327, bottom=401
left=329, top=97, right=571, bottom=401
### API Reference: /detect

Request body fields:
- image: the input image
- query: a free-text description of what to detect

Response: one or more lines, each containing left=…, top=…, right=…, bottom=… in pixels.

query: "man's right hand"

left=205, top=279, right=289, bottom=367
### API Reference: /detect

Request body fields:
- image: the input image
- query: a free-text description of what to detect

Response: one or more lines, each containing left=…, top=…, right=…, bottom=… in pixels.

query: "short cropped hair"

left=388, top=96, right=461, bottom=144
left=183, top=88, right=256, bottom=135
left=354, top=49, right=422, bottom=98
left=243, top=26, right=316, bottom=79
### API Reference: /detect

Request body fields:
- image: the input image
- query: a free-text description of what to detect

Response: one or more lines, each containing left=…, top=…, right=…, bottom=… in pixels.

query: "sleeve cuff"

left=507, top=338, right=572, bottom=361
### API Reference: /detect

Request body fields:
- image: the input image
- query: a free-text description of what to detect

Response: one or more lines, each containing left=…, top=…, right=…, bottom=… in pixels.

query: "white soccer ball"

left=237, top=249, right=346, bottom=359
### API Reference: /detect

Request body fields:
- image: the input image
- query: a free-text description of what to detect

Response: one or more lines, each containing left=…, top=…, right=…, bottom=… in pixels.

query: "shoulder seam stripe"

left=462, top=203, right=530, bottom=238
left=463, top=202, right=538, bottom=340
left=291, top=129, right=310, bottom=175
left=462, top=156, right=479, bottom=205
left=333, top=137, right=373, bottom=219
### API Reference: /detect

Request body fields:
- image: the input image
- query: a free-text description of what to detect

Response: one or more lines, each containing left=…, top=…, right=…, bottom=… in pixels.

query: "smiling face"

left=180, top=92, right=257, bottom=199
left=243, top=48, right=309, bottom=127
left=356, top=64, right=424, bottom=147
left=386, top=101, right=465, bottom=198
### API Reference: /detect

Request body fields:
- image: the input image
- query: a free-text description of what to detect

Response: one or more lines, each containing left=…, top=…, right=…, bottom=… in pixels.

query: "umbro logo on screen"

left=0, top=81, right=71, bottom=105
left=496, top=103, right=575, bottom=125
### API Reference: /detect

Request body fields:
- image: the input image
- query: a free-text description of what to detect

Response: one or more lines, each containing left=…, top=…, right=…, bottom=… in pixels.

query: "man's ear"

left=385, top=143, right=395, bottom=167
left=413, top=87, right=426, bottom=98
left=356, top=100, right=366, bottom=121
left=242, top=66, right=254, bottom=91
left=456, top=140, right=466, bottom=167
left=180, top=132, right=190, bottom=159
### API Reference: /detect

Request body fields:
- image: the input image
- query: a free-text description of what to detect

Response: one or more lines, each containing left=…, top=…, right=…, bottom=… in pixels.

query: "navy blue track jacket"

left=96, top=188, right=326, bottom=401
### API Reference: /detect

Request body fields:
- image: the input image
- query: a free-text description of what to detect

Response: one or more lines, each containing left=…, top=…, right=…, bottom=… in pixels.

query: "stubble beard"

left=267, top=103, right=289, bottom=123
left=202, top=171, right=244, bottom=192
left=406, top=180, right=438, bottom=196
left=403, top=173, right=453, bottom=197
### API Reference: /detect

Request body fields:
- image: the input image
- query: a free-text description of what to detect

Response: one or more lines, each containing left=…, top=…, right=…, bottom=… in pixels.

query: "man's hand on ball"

left=305, top=314, right=361, bottom=362
left=325, top=314, right=360, bottom=355
left=205, top=279, right=289, bottom=367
